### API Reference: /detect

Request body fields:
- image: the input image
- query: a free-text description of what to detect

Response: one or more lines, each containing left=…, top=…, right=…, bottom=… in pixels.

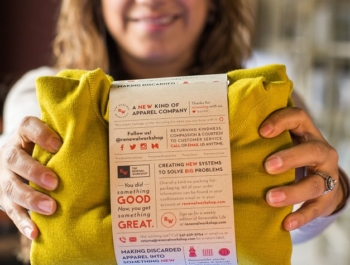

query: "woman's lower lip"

left=138, top=23, right=171, bottom=32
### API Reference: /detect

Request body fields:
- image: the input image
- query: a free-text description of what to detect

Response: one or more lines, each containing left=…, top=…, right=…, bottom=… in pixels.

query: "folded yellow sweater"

left=31, top=70, right=113, bottom=265
left=31, top=64, right=294, bottom=265
left=227, top=66, right=294, bottom=264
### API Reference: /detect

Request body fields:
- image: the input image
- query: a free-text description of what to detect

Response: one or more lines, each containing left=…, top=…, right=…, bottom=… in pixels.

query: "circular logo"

left=218, top=248, right=230, bottom=256
left=161, top=212, right=176, bottom=228
left=114, top=104, right=129, bottom=118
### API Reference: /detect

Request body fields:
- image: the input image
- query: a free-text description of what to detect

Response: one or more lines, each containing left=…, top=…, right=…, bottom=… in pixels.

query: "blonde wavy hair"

left=53, top=0, right=256, bottom=79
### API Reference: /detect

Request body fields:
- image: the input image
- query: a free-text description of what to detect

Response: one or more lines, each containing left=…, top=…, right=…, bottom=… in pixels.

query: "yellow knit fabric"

left=31, top=64, right=294, bottom=265
left=31, top=69, right=114, bottom=265
left=228, top=65, right=294, bottom=265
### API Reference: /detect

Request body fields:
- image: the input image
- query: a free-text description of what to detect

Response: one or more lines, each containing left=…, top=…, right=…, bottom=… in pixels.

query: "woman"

left=0, top=0, right=348, bottom=249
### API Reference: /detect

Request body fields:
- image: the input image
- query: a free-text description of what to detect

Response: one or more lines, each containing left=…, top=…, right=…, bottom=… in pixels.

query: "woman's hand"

left=0, top=116, right=62, bottom=239
left=259, top=107, right=345, bottom=231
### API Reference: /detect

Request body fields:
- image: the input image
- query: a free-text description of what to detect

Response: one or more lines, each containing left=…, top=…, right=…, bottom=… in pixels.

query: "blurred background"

left=0, top=0, right=349, bottom=264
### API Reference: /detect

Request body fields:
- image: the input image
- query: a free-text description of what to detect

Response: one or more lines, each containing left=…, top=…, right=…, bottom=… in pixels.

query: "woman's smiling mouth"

left=128, top=14, right=181, bottom=27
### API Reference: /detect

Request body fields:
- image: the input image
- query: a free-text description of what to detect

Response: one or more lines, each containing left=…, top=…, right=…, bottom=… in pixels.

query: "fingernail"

left=267, top=190, right=286, bottom=204
left=47, top=137, right=62, bottom=152
left=38, top=200, right=54, bottom=213
left=287, top=219, right=299, bottom=231
left=260, top=123, right=273, bottom=136
left=21, top=221, right=34, bottom=239
left=265, top=156, right=283, bottom=172
left=41, top=174, right=58, bottom=190
left=23, top=227, right=33, bottom=239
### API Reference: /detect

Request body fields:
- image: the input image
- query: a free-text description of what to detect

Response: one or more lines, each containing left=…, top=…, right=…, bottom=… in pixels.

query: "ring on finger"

left=314, top=171, right=338, bottom=195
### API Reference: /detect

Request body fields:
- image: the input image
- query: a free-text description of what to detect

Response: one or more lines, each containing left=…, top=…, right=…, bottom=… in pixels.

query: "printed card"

left=109, top=74, right=237, bottom=265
